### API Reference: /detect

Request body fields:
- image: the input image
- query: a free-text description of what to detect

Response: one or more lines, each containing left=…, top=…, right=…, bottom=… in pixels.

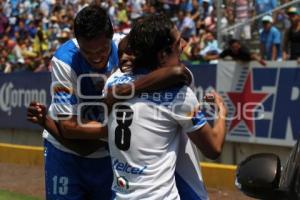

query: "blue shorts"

left=44, top=140, right=113, bottom=200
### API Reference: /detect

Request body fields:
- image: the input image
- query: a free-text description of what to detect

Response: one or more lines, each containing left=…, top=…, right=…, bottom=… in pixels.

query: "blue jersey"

left=43, top=37, right=120, bottom=200
left=44, top=38, right=119, bottom=158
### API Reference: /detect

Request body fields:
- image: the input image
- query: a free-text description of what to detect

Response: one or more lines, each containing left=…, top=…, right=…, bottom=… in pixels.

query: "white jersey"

left=106, top=70, right=208, bottom=200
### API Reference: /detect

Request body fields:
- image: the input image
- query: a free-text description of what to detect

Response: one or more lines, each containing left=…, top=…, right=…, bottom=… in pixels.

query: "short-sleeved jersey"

left=105, top=70, right=208, bottom=200
left=43, top=38, right=119, bottom=158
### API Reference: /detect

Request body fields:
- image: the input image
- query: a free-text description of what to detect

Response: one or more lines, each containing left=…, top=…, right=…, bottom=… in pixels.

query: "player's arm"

left=55, top=116, right=107, bottom=140
left=50, top=58, right=107, bottom=140
left=187, top=92, right=227, bottom=159
left=27, top=102, right=60, bottom=138
left=114, top=64, right=192, bottom=96
left=175, top=90, right=227, bottom=160
left=27, top=102, right=107, bottom=140
left=27, top=102, right=107, bottom=156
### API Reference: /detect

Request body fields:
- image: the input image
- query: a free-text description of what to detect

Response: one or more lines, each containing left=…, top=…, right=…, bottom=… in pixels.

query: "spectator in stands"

left=274, top=0, right=290, bottom=30
left=0, top=6, right=8, bottom=38
left=19, top=36, right=37, bottom=69
left=32, top=29, right=48, bottom=57
left=128, top=0, right=146, bottom=22
left=255, top=0, right=277, bottom=16
left=220, top=39, right=266, bottom=65
left=187, top=42, right=203, bottom=64
left=205, top=7, right=219, bottom=33
left=14, top=19, right=29, bottom=41
left=199, top=0, right=213, bottom=20
left=181, top=36, right=203, bottom=63
left=190, top=0, right=200, bottom=21
left=259, top=15, right=282, bottom=60
left=60, top=27, right=72, bottom=41
left=2, top=0, right=297, bottom=72
left=161, top=0, right=181, bottom=17
left=3, top=36, right=25, bottom=73
left=116, top=0, right=129, bottom=31
left=180, top=0, right=193, bottom=13
left=177, top=10, right=196, bottom=40
left=199, top=31, right=221, bottom=63
left=255, top=0, right=277, bottom=29
left=283, top=7, right=300, bottom=62
left=231, top=0, right=253, bottom=40
left=27, top=21, right=37, bottom=39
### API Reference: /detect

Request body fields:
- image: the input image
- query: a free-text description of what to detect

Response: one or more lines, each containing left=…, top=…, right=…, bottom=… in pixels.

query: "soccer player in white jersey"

left=106, top=14, right=227, bottom=200
left=108, top=35, right=208, bottom=200
left=26, top=5, right=193, bottom=200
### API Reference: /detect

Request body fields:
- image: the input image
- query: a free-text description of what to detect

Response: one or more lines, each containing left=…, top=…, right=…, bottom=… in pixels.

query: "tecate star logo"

left=117, top=176, right=129, bottom=189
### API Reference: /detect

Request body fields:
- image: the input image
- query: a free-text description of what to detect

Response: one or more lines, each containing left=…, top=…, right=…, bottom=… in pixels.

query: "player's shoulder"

left=112, top=32, right=127, bottom=46
left=105, top=69, right=135, bottom=88
left=53, top=38, right=80, bottom=67
left=172, top=86, right=198, bottom=104
left=137, top=85, right=196, bottom=107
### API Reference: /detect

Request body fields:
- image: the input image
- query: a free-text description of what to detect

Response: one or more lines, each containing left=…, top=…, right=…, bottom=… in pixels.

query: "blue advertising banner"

left=0, top=72, right=51, bottom=130
left=187, top=64, right=217, bottom=98
left=188, top=64, right=216, bottom=90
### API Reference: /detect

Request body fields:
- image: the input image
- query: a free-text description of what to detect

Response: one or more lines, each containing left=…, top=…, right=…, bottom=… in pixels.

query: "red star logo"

left=228, top=73, right=268, bottom=135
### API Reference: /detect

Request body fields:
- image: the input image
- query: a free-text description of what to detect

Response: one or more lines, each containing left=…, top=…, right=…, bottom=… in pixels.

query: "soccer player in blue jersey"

left=27, top=5, right=193, bottom=200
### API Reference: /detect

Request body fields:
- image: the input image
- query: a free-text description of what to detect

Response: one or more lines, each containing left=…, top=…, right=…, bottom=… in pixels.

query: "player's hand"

left=27, top=102, right=47, bottom=126
left=204, top=92, right=227, bottom=119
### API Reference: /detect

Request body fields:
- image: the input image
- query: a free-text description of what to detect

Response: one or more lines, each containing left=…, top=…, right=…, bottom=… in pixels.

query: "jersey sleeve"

left=112, top=32, right=127, bottom=46
left=50, top=57, right=79, bottom=117
left=171, top=86, right=207, bottom=133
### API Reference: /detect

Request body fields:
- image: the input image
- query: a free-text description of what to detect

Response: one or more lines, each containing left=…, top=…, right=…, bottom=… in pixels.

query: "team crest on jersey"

left=52, top=83, right=73, bottom=95
left=117, top=176, right=129, bottom=189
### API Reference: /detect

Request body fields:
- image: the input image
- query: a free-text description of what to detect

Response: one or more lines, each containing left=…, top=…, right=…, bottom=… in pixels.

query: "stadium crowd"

left=0, top=0, right=299, bottom=73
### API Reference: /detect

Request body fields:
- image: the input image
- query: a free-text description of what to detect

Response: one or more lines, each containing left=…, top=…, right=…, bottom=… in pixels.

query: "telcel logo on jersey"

left=113, top=159, right=147, bottom=175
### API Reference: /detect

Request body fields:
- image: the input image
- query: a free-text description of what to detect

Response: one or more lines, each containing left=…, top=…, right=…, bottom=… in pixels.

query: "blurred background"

left=0, top=0, right=299, bottom=72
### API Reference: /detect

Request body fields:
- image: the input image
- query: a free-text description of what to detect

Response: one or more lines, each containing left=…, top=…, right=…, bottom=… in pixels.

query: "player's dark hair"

left=128, top=14, right=175, bottom=72
left=74, top=5, right=113, bottom=40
